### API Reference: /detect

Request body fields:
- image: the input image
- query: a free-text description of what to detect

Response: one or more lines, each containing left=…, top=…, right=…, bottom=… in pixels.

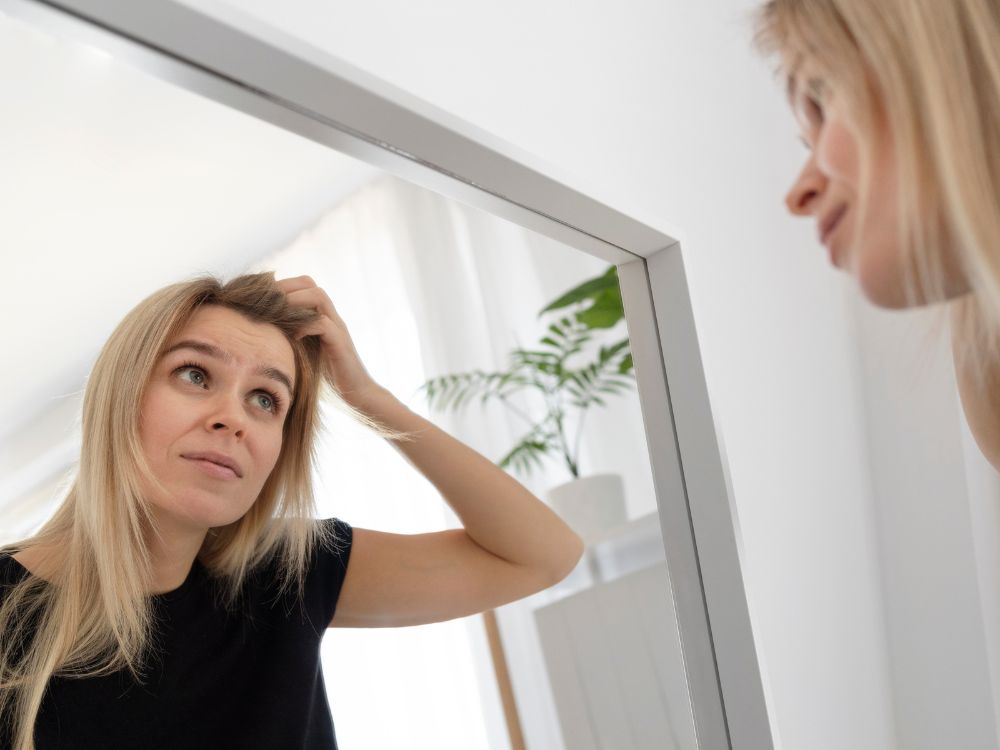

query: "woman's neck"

left=11, top=520, right=209, bottom=596
left=142, top=514, right=209, bottom=594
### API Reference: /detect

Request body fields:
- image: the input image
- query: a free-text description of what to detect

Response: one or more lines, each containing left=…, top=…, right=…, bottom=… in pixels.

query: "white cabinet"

left=533, top=514, right=697, bottom=750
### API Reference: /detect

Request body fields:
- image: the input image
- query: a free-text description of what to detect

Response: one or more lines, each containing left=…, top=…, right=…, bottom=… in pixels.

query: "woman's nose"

left=204, top=392, right=247, bottom=438
left=785, top=153, right=826, bottom=216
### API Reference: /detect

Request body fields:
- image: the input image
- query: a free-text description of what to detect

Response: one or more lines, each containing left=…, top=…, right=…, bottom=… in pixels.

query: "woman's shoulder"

left=317, top=517, right=352, bottom=547
left=3, top=546, right=56, bottom=584
left=0, top=549, right=34, bottom=589
left=253, top=518, right=352, bottom=583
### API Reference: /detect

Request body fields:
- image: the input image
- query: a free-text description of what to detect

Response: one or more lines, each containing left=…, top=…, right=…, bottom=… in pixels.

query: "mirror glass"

left=0, top=13, right=696, bottom=750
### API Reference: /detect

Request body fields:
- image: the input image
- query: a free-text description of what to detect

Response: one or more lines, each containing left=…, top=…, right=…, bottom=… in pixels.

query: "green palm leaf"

left=419, top=264, right=637, bottom=480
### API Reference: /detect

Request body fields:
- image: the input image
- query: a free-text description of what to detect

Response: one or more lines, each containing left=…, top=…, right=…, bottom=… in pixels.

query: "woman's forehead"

left=170, top=306, right=296, bottom=377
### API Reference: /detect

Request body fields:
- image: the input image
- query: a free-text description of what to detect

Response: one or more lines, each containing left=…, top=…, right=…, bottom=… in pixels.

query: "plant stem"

left=496, top=394, right=538, bottom=429
left=553, top=397, right=578, bottom=478
left=572, top=408, right=587, bottom=475
left=526, top=366, right=577, bottom=478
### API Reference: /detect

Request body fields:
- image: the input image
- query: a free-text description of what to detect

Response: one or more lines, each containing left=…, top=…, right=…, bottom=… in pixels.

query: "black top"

left=0, top=518, right=353, bottom=750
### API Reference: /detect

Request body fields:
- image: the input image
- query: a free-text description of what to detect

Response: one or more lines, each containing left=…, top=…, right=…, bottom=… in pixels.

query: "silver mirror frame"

left=0, top=0, right=773, bottom=746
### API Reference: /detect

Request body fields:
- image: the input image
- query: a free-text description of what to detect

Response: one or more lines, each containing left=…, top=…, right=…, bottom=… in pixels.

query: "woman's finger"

left=274, top=275, right=318, bottom=295
left=292, top=317, right=328, bottom=339
left=283, top=287, right=343, bottom=325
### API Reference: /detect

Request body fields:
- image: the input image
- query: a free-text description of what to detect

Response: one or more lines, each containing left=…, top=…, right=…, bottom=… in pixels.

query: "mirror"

left=0, top=2, right=767, bottom=748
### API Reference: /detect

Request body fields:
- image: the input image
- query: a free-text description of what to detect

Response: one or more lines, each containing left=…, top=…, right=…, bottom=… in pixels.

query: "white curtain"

left=252, top=173, right=657, bottom=750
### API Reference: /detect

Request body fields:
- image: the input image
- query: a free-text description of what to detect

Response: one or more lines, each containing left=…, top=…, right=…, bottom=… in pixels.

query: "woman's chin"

left=850, top=233, right=972, bottom=309
left=851, top=251, right=921, bottom=309
left=146, top=495, right=250, bottom=534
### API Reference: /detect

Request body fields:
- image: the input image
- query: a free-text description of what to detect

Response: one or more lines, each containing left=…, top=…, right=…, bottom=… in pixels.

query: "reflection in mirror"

left=0, top=13, right=694, bottom=750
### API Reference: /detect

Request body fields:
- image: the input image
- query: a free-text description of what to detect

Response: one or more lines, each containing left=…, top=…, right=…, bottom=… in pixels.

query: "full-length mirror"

left=0, top=2, right=769, bottom=748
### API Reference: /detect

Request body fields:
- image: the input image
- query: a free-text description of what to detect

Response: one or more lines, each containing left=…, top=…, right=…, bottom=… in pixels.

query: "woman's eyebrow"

left=163, top=339, right=294, bottom=397
left=786, top=73, right=798, bottom=102
left=784, top=54, right=804, bottom=103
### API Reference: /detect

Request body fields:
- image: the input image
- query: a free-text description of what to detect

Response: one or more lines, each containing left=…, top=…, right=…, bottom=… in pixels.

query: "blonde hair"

left=753, top=0, right=1000, bottom=394
left=0, top=272, right=408, bottom=750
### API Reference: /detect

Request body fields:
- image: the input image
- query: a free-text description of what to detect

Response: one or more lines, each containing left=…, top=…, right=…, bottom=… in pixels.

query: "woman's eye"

left=794, top=93, right=824, bottom=133
left=803, top=77, right=828, bottom=124
left=804, top=93, right=825, bottom=126
left=177, top=365, right=207, bottom=387
left=255, top=391, right=281, bottom=414
left=790, top=75, right=827, bottom=140
left=175, top=363, right=280, bottom=414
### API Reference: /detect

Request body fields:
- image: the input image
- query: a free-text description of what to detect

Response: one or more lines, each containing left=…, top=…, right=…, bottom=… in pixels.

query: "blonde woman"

left=0, top=272, right=584, bottom=749
left=754, top=0, right=1000, bottom=473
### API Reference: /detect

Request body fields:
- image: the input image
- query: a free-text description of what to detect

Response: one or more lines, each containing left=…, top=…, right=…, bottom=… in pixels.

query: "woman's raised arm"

left=276, top=275, right=584, bottom=628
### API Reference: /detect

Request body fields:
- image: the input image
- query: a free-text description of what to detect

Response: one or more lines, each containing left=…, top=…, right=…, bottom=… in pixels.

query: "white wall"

left=852, top=300, right=1000, bottom=749
left=191, top=1, right=998, bottom=748
left=0, top=12, right=380, bottom=445
left=963, top=386, right=1000, bottom=744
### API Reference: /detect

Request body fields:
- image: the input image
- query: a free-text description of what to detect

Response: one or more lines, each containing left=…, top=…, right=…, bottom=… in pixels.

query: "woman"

left=0, top=272, right=584, bottom=749
left=755, top=0, right=1000, bottom=472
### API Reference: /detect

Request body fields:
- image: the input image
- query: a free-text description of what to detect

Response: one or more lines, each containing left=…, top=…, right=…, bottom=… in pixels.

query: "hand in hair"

left=275, top=276, right=584, bottom=631
left=276, top=275, right=379, bottom=406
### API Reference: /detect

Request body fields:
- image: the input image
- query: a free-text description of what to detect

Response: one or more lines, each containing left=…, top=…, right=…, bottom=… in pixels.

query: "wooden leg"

left=482, top=608, right=527, bottom=750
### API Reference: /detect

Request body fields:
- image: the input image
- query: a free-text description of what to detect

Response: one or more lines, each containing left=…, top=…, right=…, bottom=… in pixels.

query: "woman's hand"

left=275, top=275, right=380, bottom=406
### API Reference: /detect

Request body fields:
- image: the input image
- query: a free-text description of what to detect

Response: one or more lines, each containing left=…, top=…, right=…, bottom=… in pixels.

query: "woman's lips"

left=820, top=205, right=848, bottom=246
left=185, top=457, right=240, bottom=480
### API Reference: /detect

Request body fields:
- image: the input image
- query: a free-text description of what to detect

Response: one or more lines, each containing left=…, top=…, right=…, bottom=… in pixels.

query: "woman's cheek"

left=852, top=216, right=913, bottom=308
left=817, top=117, right=861, bottom=186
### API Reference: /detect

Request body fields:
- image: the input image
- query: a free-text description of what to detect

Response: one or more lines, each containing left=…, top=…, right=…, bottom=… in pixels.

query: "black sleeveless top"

left=0, top=518, right=353, bottom=750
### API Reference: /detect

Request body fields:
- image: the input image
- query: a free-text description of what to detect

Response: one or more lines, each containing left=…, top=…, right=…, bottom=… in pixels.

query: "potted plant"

left=419, top=265, right=636, bottom=542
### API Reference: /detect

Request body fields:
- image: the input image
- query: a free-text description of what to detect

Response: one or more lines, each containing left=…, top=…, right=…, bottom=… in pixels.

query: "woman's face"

left=782, top=62, right=970, bottom=307
left=138, top=305, right=296, bottom=533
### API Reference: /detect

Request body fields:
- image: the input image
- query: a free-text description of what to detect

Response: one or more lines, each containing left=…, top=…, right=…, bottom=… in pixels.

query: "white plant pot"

left=546, top=473, right=627, bottom=545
